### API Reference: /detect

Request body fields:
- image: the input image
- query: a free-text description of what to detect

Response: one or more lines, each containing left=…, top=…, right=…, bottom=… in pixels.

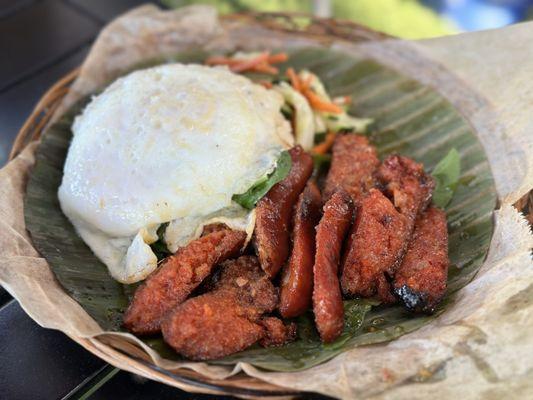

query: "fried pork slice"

left=376, top=155, right=435, bottom=228
left=340, top=155, right=434, bottom=302
left=259, top=317, right=297, bottom=347
left=254, top=145, right=314, bottom=278
left=341, top=189, right=408, bottom=303
left=279, top=181, right=322, bottom=318
left=162, top=290, right=264, bottom=360
left=123, top=229, right=246, bottom=335
left=323, top=135, right=380, bottom=203
left=393, top=207, right=449, bottom=313
left=313, top=190, right=354, bottom=343
left=161, top=256, right=280, bottom=360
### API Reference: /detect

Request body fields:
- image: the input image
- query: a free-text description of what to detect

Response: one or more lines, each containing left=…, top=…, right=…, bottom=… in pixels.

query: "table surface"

left=0, top=1, right=297, bottom=399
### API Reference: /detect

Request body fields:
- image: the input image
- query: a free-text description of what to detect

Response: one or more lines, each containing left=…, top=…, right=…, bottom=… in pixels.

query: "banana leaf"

left=24, top=47, right=496, bottom=372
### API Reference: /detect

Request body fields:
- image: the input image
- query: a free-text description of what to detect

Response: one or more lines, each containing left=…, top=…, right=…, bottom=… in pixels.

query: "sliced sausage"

left=279, top=181, right=322, bottom=318
left=254, top=146, right=314, bottom=278
left=313, top=190, right=354, bottom=343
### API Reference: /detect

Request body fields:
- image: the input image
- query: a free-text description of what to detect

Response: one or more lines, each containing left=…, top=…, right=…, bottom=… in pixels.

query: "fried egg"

left=58, top=64, right=292, bottom=283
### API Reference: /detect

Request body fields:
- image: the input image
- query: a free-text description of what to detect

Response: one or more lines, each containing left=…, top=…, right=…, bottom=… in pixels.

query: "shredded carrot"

left=205, top=52, right=288, bottom=75
left=252, top=63, right=279, bottom=74
left=259, top=81, right=273, bottom=89
left=312, top=132, right=337, bottom=154
left=303, top=89, right=344, bottom=114
left=268, top=53, right=288, bottom=64
left=286, top=68, right=301, bottom=91
left=231, top=52, right=270, bottom=72
left=285, top=69, right=342, bottom=113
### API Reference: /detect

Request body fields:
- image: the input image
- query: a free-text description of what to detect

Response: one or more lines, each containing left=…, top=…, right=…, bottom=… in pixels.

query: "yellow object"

left=163, top=0, right=457, bottom=39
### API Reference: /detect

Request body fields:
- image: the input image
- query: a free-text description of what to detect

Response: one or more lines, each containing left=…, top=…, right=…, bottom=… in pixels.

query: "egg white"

left=58, top=63, right=292, bottom=283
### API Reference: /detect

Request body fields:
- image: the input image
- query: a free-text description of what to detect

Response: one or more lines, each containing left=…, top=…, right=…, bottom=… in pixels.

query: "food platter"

left=13, top=11, right=506, bottom=397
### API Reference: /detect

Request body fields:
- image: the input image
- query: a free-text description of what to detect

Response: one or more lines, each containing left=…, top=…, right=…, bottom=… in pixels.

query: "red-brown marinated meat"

left=161, top=256, right=281, bottom=360
left=214, top=256, right=279, bottom=314
left=313, top=190, right=354, bottom=343
left=123, top=229, right=246, bottom=335
left=376, top=155, right=435, bottom=228
left=259, top=317, right=297, bottom=347
left=323, top=135, right=380, bottom=203
left=254, top=146, right=314, bottom=278
left=162, top=290, right=264, bottom=360
left=393, top=207, right=449, bottom=313
left=341, top=189, right=408, bottom=303
left=340, top=156, right=434, bottom=302
left=279, top=181, right=322, bottom=318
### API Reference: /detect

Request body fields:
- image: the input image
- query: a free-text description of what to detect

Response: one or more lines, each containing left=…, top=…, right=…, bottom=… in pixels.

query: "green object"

left=324, top=112, right=374, bottom=133
left=162, top=0, right=456, bottom=39
left=332, top=0, right=455, bottom=39
left=64, top=365, right=120, bottom=400
left=312, top=152, right=331, bottom=180
left=312, top=152, right=331, bottom=168
left=150, top=223, right=171, bottom=260
left=432, top=148, right=461, bottom=208
left=25, top=47, right=496, bottom=372
left=232, top=150, right=292, bottom=209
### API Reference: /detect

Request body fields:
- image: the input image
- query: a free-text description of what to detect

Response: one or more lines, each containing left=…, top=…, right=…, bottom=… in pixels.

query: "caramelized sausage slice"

left=313, top=190, right=354, bottom=343
left=161, top=256, right=278, bottom=360
left=393, top=207, right=449, bottom=313
left=279, top=181, right=322, bottom=318
left=341, top=189, right=408, bottom=303
left=123, top=229, right=246, bottom=335
left=323, top=134, right=380, bottom=202
left=254, top=146, right=314, bottom=278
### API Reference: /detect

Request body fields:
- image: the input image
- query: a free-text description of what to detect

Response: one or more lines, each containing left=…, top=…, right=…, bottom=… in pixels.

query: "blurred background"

left=3, top=0, right=533, bottom=167
left=1, top=0, right=533, bottom=399
left=164, top=0, right=533, bottom=38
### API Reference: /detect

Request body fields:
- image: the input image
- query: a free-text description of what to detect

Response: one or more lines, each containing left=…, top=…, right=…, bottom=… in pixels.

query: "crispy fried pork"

left=376, top=155, right=435, bottom=229
left=341, top=189, right=408, bottom=303
left=123, top=229, right=246, bottom=335
left=161, top=256, right=291, bottom=360
left=259, top=317, right=297, bottom=347
left=393, top=207, right=449, bottom=313
left=323, top=135, right=380, bottom=203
